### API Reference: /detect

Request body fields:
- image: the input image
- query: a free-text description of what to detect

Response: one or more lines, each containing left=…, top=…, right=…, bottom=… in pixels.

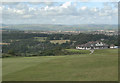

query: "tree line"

left=2, top=31, right=118, bottom=57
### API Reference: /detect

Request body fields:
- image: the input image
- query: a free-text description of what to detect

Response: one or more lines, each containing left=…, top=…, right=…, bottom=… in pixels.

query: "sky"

left=0, top=2, right=118, bottom=24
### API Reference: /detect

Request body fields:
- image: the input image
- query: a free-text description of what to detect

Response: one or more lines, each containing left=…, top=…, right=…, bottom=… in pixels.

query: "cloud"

left=14, top=9, right=25, bottom=14
left=61, top=2, right=71, bottom=8
left=1, top=2, right=118, bottom=24
left=23, top=15, right=33, bottom=18
left=81, top=6, right=87, bottom=10
left=52, top=18, right=56, bottom=22
left=2, top=2, right=19, bottom=5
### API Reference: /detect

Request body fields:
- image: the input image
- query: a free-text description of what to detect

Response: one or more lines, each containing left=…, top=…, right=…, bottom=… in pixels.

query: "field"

left=50, top=40, right=70, bottom=44
left=65, top=49, right=90, bottom=54
left=34, top=37, right=47, bottom=42
left=2, top=49, right=118, bottom=81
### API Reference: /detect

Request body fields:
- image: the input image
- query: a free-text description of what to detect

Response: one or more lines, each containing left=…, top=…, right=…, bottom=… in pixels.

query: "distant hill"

left=2, top=24, right=118, bottom=31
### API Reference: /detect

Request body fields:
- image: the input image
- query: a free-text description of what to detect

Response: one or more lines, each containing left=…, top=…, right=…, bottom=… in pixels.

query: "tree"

left=8, top=50, right=15, bottom=55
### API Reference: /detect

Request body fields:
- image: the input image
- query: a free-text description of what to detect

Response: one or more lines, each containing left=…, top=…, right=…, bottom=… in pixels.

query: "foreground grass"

left=2, top=49, right=118, bottom=81
left=0, top=58, right=2, bottom=82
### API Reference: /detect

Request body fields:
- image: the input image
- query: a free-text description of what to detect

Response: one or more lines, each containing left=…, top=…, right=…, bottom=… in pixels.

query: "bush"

left=7, top=50, right=15, bottom=55
left=40, top=50, right=55, bottom=56
left=2, top=54, right=12, bottom=58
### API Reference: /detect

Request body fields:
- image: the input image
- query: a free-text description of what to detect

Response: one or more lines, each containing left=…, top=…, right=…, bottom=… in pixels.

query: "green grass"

left=93, top=49, right=118, bottom=56
left=0, top=58, right=2, bottom=82
left=2, top=49, right=118, bottom=81
left=50, top=40, right=70, bottom=44
left=65, top=49, right=90, bottom=54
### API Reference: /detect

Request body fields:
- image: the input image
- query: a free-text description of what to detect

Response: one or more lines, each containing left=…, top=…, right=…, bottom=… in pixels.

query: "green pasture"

left=2, top=49, right=118, bottom=81
left=65, top=49, right=90, bottom=54
left=50, top=40, right=70, bottom=44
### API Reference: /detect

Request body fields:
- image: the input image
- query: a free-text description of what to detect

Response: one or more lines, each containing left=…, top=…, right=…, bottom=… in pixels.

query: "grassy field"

left=50, top=40, right=70, bottom=44
left=34, top=37, right=47, bottom=42
left=65, top=49, right=90, bottom=54
left=2, top=49, right=118, bottom=81
left=0, top=58, right=1, bottom=82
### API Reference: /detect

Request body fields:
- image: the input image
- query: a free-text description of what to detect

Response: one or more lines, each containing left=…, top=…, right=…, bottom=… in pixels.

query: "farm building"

left=76, top=41, right=109, bottom=50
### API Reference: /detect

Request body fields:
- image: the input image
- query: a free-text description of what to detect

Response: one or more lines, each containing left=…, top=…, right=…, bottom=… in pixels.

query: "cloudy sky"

left=0, top=2, right=118, bottom=24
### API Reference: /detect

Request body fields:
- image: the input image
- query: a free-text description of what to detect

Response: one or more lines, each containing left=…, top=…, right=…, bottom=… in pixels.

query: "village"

left=24, top=30, right=118, bottom=35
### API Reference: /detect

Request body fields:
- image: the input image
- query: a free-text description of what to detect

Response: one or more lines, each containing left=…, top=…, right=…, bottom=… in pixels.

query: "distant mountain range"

left=1, top=24, right=118, bottom=31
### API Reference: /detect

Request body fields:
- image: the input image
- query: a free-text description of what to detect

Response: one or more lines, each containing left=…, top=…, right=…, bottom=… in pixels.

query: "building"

left=110, top=44, right=115, bottom=48
left=110, top=44, right=118, bottom=49
left=76, top=41, right=109, bottom=50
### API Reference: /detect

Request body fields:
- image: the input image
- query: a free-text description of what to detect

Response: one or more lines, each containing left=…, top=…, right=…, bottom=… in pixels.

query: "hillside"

left=2, top=24, right=118, bottom=31
left=2, top=49, right=118, bottom=81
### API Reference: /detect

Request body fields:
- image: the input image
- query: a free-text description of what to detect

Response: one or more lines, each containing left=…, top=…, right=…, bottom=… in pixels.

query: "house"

left=110, top=44, right=115, bottom=48
left=76, top=41, right=109, bottom=50
left=110, top=44, right=118, bottom=49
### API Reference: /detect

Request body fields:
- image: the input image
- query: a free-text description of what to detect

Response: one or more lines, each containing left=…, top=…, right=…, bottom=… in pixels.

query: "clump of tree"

left=39, top=46, right=63, bottom=56
left=2, top=31, right=118, bottom=57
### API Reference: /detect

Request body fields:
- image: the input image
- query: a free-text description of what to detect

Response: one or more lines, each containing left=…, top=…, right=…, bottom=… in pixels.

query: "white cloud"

left=2, top=2, right=118, bottom=24
left=52, top=18, right=56, bottom=22
left=0, top=6, right=3, bottom=11
left=81, top=6, right=87, bottom=10
left=2, top=0, right=119, bottom=2
left=14, top=9, right=25, bottom=14
left=61, top=2, right=71, bottom=8
left=28, top=7, right=36, bottom=12
left=23, top=15, right=33, bottom=18
left=90, top=8, right=98, bottom=12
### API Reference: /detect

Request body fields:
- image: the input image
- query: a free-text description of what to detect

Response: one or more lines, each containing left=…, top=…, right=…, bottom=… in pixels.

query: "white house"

left=110, top=44, right=118, bottom=49
left=76, top=41, right=109, bottom=50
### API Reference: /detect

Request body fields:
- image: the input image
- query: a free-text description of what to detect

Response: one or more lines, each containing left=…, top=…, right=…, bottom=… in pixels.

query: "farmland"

left=2, top=30, right=118, bottom=55
left=50, top=40, right=70, bottom=44
left=2, top=49, right=118, bottom=81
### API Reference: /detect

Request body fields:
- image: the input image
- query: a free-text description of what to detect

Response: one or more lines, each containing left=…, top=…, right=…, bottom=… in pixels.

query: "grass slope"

left=2, top=49, right=118, bottom=81
left=65, top=49, right=90, bottom=54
